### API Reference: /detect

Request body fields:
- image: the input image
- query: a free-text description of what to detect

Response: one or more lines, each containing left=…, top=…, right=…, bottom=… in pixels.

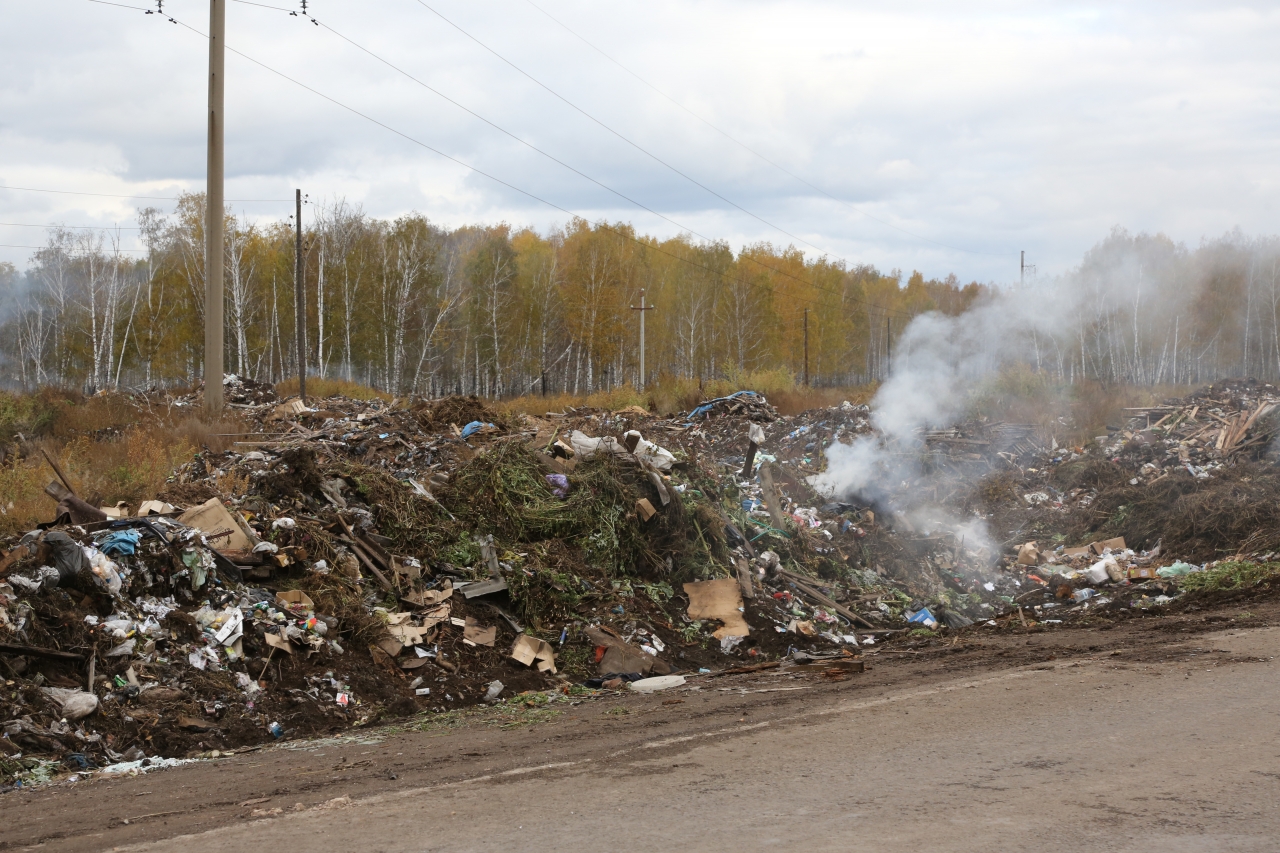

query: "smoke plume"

left=809, top=227, right=1280, bottom=564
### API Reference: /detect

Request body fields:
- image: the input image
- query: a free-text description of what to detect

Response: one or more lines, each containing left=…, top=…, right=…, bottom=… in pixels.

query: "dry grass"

left=770, top=386, right=876, bottom=415
left=0, top=371, right=1199, bottom=536
left=501, top=386, right=649, bottom=417
left=274, top=369, right=870, bottom=418
left=0, top=429, right=197, bottom=534
left=0, top=387, right=254, bottom=534
left=964, top=366, right=1192, bottom=445
left=0, top=388, right=135, bottom=442
left=275, top=376, right=393, bottom=402
left=1066, top=381, right=1192, bottom=443
left=500, top=367, right=875, bottom=417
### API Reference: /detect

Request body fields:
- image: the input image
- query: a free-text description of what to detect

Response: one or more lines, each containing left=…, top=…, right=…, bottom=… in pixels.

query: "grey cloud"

left=1, top=0, right=1278, bottom=280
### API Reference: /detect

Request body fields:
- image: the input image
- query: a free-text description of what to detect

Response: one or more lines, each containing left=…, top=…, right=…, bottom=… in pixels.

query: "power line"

left=98, top=5, right=919, bottom=319
left=230, top=0, right=298, bottom=12
left=0, top=243, right=147, bottom=253
left=522, top=0, right=1013, bottom=260
left=411, top=0, right=840, bottom=263
left=243, top=20, right=915, bottom=317
left=0, top=222, right=142, bottom=230
left=86, top=0, right=153, bottom=10
left=0, top=184, right=286, bottom=202
left=305, top=16, right=899, bottom=315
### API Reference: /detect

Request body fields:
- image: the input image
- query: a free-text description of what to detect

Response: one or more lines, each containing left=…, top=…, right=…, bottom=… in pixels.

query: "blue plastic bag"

left=99, top=528, right=142, bottom=557
left=460, top=420, right=495, bottom=439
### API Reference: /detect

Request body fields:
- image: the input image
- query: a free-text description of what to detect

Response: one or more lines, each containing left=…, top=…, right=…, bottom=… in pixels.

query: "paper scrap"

left=683, top=578, right=751, bottom=639
left=264, top=631, right=294, bottom=654
left=463, top=617, right=497, bottom=647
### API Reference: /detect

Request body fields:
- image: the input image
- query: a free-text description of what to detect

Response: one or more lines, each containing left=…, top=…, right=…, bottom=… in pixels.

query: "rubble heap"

left=5, top=380, right=1280, bottom=787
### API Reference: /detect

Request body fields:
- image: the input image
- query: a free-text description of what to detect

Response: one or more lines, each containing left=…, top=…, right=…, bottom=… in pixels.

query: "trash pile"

left=985, top=380, right=1280, bottom=562
left=223, top=375, right=279, bottom=407
left=1096, top=378, right=1280, bottom=477
left=7, top=379, right=1280, bottom=787
left=0, top=391, right=883, bottom=786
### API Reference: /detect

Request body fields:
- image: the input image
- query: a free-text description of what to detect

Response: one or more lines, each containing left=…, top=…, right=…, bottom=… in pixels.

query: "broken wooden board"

left=785, top=658, right=865, bottom=673
left=735, top=559, right=756, bottom=600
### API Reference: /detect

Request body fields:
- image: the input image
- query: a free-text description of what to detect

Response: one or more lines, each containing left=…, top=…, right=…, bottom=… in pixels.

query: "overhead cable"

left=522, top=0, right=1013, bottom=259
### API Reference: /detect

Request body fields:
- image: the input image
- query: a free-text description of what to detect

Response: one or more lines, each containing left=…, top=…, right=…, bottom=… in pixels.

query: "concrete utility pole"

left=294, top=189, right=307, bottom=403
left=629, top=289, right=656, bottom=389
left=1020, top=251, right=1035, bottom=287
left=204, top=0, right=226, bottom=417
left=803, top=308, right=810, bottom=387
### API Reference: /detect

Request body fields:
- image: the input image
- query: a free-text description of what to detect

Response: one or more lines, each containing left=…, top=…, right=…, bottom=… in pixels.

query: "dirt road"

left=5, top=603, right=1280, bottom=852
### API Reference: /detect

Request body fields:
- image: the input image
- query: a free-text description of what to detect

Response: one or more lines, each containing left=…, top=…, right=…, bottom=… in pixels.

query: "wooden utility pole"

left=204, top=0, right=226, bottom=417
left=629, top=289, right=656, bottom=389
left=803, top=308, right=809, bottom=387
left=294, top=189, right=307, bottom=403
left=885, top=317, right=891, bottom=377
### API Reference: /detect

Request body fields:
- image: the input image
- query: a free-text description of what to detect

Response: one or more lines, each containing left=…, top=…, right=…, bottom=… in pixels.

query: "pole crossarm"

left=629, top=289, right=656, bottom=390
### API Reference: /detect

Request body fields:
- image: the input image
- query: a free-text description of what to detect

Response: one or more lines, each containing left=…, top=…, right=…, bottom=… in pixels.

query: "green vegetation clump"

left=1181, top=561, right=1280, bottom=593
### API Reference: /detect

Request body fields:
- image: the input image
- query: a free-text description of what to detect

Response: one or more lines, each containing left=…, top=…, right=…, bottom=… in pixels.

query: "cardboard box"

left=635, top=498, right=657, bottom=521
left=275, top=589, right=314, bottom=612
left=510, top=634, right=557, bottom=673
left=178, top=497, right=254, bottom=551
left=1090, top=537, right=1127, bottom=555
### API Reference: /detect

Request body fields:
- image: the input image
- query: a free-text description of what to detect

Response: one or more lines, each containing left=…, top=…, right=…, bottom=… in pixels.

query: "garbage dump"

left=5, top=379, right=1280, bottom=787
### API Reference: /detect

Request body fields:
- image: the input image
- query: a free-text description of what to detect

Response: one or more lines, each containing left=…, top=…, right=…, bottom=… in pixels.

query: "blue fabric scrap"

left=99, top=528, right=142, bottom=557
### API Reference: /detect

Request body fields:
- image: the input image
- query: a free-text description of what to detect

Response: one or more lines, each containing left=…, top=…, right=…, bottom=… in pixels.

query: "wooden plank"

left=1228, top=401, right=1273, bottom=451
left=40, top=448, right=76, bottom=496
left=735, top=559, right=755, bottom=600
left=777, top=568, right=872, bottom=633
left=0, top=642, right=85, bottom=662
left=758, top=463, right=788, bottom=532
left=460, top=578, right=509, bottom=599
left=43, top=481, right=108, bottom=523
left=335, top=517, right=394, bottom=592
left=924, top=436, right=991, bottom=447
left=709, top=661, right=780, bottom=677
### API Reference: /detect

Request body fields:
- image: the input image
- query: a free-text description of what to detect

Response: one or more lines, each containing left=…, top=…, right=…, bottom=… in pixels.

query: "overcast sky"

left=1, top=0, right=1277, bottom=283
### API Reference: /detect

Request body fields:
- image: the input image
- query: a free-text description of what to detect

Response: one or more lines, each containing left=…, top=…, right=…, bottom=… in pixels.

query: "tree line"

left=0, top=194, right=1275, bottom=395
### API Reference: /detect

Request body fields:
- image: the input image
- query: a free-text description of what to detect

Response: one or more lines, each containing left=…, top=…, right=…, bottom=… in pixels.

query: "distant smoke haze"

left=810, top=227, right=1280, bottom=560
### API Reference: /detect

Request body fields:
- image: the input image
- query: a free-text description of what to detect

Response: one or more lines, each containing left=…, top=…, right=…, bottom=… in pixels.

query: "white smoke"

left=808, top=227, right=1274, bottom=564
left=808, top=268, right=1077, bottom=561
